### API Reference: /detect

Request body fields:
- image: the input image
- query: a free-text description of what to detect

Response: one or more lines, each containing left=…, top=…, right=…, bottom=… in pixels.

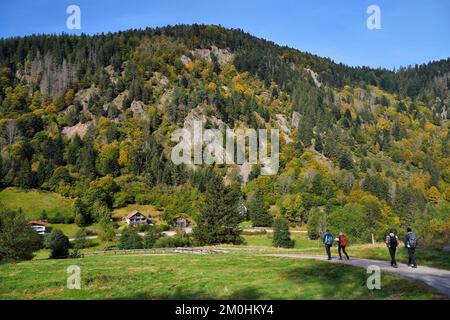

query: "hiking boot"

left=393, top=265, right=398, bottom=268
left=339, top=257, right=342, bottom=260
left=412, top=265, right=417, bottom=268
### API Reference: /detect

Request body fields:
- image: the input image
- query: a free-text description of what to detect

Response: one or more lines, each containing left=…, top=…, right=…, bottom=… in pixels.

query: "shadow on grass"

left=113, top=286, right=263, bottom=300
left=282, top=260, right=441, bottom=300
left=282, top=262, right=369, bottom=300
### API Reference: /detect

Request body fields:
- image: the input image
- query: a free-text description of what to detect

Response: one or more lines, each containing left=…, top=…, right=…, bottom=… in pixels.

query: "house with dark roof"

left=124, top=210, right=154, bottom=226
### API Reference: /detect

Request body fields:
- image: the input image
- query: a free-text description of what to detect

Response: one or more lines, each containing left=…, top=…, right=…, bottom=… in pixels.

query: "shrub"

left=73, top=229, right=90, bottom=249
left=272, top=216, right=295, bottom=248
left=48, top=211, right=65, bottom=224
left=154, top=233, right=192, bottom=248
left=307, top=208, right=327, bottom=240
left=118, top=227, right=142, bottom=249
left=135, top=194, right=152, bottom=205
left=142, top=228, right=161, bottom=249
left=113, top=192, right=135, bottom=208
left=328, top=203, right=369, bottom=243
left=154, top=236, right=177, bottom=248
left=98, top=217, right=116, bottom=242
left=414, top=202, right=450, bottom=245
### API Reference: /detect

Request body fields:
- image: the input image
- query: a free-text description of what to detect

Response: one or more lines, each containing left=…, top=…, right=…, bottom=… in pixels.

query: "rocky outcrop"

left=275, top=114, right=292, bottom=143
left=191, top=46, right=234, bottom=64
left=305, top=68, right=322, bottom=87
left=62, top=122, right=90, bottom=139
left=130, top=100, right=148, bottom=118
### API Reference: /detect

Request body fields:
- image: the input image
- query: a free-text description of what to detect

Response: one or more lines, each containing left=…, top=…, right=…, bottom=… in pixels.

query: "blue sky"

left=0, top=0, right=449, bottom=69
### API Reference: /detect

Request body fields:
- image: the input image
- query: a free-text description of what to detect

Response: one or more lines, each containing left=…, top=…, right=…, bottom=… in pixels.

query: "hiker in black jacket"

left=404, top=228, right=418, bottom=268
left=385, top=231, right=399, bottom=268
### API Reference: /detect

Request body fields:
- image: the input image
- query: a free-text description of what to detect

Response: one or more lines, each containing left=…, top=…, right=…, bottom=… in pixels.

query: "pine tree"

left=45, top=229, right=69, bottom=259
left=248, top=189, right=272, bottom=227
left=272, top=216, right=294, bottom=248
left=18, top=159, right=34, bottom=189
left=193, top=174, right=242, bottom=245
left=79, top=142, right=96, bottom=179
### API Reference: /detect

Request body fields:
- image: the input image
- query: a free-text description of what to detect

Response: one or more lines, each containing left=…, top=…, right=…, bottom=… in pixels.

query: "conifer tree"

left=194, top=174, right=242, bottom=245
left=272, top=216, right=294, bottom=248
left=248, top=189, right=272, bottom=227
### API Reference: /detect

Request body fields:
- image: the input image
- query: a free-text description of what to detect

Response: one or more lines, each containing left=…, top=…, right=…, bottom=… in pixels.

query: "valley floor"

left=0, top=251, right=447, bottom=300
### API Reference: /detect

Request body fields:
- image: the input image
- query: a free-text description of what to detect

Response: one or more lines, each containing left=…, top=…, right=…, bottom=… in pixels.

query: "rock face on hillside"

left=62, top=122, right=90, bottom=139
left=130, top=101, right=148, bottom=118
left=191, top=46, right=235, bottom=64
left=275, top=114, right=292, bottom=143
left=74, top=86, right=100, bottom=112
left=305, top=68, right=322, bottom=87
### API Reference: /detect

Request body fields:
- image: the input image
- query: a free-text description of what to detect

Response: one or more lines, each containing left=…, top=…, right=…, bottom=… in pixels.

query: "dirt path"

left=263, top=254, right=450, bottom=297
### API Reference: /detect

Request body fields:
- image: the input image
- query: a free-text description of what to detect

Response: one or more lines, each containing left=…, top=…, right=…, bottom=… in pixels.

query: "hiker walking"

left=336, top=232, right=350, bottom=260
left=385, top=231, right=399, bottom=268
left=404, top=228, right=418, bottom=268
left=323, top=229, right=334, bottom=260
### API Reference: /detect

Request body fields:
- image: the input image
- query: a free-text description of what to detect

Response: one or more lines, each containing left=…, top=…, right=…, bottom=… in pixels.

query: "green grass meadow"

left=0, top=187, right=73, bottom=219
left=0, top=253, right=440, bottom=300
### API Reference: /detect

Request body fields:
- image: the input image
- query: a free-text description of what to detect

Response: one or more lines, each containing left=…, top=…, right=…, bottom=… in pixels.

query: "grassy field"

left=0, top=253, right=441, bottom=300
left=0, top=187, right=73, bottom=219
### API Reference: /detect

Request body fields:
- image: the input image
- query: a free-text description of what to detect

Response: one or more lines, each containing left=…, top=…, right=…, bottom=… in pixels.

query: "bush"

left=154, top=236, right=177, bottom=248
left=45, top=229, right=70, bottom=258
left=328, top=203, right=369, bottom=243
left=154, top=233, right=192, bottom=248
left=73, top=229, right=90, bottom=249
left=272, top=216, right=295, bottom=248
left=142, top=228, right=161, bottom=249
left=48, top=211, right=65, bottom=224
left=118, top=227, right=142, bottom=249
left=137, top=223, right=153, bottom=232
left=135, top=194, right=152, bottom=205
left=39, top=210, right=49, bottom=221
left=113, top=192, right=135, bottom=208
left=414, top=202, right=450, bottom=245
left=98, top=217, right=116, bottom=242
left=69, top=248, right=83, bottom=259
left=307, top=208, right=327, bottom=240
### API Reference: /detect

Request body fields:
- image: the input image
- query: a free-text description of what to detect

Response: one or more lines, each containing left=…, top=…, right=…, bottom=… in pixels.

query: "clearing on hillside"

left=0, top=187, right=73, bottom=219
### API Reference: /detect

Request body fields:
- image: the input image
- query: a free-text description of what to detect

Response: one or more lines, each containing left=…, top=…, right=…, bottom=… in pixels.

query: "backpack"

left=389, top=235, right=398, bottom=248
left=340, top=235, right=347, bottom=247
left=408, top=233, right=417, bottom=248
left=324, top=233, right=333, bottom=245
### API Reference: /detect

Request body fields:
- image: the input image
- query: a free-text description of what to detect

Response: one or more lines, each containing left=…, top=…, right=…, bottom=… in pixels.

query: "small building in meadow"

left=124, top=210, right=154, bottom=226
left=28, top=220, right=47, bottom=235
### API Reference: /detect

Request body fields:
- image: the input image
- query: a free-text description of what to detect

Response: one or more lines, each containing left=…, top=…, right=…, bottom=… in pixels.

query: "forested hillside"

left=0, top=24, right=449, bottom=244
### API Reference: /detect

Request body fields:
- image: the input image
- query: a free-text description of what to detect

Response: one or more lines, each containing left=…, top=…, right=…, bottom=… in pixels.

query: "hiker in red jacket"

left=337, top=232, right=350, bottom=260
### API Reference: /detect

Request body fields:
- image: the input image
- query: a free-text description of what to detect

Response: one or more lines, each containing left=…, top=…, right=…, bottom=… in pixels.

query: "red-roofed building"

left=28, top=220, right=47, bottom=235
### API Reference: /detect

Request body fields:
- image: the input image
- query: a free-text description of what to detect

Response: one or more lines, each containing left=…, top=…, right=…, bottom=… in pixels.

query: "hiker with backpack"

left=404, top=228, right=418, bottom=268
left=323, top=230, right=334, bottom=260
left=385, top=231, right=399, bottom=268
left=336, top=232, right=350, bottom=260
